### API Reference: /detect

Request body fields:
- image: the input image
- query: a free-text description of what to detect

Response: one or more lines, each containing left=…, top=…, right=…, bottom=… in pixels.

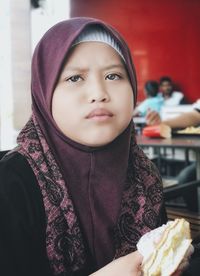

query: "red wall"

left=70, top=0, right=200, bottom=103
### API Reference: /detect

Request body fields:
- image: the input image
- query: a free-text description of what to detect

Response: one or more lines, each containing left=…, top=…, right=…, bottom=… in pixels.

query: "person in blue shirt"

left=134, top=80, right=164, bottom=117
left=158, top=76, right=186, bottom=106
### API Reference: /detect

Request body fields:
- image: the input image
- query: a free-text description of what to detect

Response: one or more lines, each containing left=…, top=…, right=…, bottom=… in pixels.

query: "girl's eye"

left=106, top=73, right=121, bottom=81
left=66, top=75, right=83, bottom=82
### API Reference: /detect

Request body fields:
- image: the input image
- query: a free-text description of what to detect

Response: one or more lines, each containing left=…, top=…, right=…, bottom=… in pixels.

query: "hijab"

left=16, top=17, right=164, bottom=275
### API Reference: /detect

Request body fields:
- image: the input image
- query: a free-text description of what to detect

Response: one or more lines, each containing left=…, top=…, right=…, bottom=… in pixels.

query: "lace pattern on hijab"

left=114, top=128, right=164, bottom=257
left=16, top=114, right=163, bottom=275
left=17, top=115, right=86, bottom=274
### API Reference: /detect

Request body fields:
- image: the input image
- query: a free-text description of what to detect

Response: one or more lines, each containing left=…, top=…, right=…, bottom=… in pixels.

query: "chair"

left=164, top=180, right=200, bottom=212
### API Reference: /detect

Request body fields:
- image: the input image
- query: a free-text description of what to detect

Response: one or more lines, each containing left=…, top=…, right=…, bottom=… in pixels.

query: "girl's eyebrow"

left=103, top=64, right=125, bottom=70
left=64, top=64, right=125, bottom=72
left=63, top=66, right=87, bottom=72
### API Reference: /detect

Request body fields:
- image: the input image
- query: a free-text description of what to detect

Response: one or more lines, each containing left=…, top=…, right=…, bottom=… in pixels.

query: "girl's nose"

left=90, top=94, right=108, bottom=103
left=88, top=79, right=110, bottom=103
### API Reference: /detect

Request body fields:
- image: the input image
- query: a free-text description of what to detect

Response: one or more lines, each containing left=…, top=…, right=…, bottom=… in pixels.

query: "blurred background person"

left=146, top=100, right=200, bottom=127
left=159, top=76, right=187, bottom=106
left=133, top=80, right=163, bottom=117
left=146, top=101, right=200, bottom=210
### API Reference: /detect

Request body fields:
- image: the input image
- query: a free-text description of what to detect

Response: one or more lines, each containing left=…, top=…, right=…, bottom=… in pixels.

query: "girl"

left=0, top=17, right=167, bottom=276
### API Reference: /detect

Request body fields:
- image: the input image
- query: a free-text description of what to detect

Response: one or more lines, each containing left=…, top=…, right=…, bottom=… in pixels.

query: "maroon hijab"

left=16, top=17, right=164, bottom=275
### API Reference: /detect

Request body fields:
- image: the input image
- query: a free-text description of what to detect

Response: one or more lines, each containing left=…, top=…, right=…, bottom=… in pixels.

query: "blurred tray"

left=172, top=131, right=200, bottom=137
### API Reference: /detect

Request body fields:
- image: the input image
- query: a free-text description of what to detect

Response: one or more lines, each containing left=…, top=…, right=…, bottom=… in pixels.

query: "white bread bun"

left=137, top=219, right=192, bottom=276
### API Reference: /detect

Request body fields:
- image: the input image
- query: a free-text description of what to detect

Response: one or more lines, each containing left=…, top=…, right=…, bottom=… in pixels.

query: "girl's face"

left=52, top=42, right=134, bottom=147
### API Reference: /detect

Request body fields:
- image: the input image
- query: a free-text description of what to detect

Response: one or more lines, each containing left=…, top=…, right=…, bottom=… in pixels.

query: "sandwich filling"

left=137, top=219, right=191, bottom=276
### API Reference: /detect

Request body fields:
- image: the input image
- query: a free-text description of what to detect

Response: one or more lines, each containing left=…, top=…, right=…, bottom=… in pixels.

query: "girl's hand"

left=90, top=251, right=143, bottom=276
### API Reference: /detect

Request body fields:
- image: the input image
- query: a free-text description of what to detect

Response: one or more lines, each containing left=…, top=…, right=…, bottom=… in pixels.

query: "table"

left=136, top=135, right=200, bottom=211
left=137, top=135, right=200, bottom=178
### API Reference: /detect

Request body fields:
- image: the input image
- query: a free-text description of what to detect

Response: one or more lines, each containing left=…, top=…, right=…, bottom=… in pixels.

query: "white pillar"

left=31, top=0, right=70, bottom=51
left=0, top=0, right=14, bottom=150
left=0, top=0, right=32, bottom=150
left=11, top=0, right=32, bottom=132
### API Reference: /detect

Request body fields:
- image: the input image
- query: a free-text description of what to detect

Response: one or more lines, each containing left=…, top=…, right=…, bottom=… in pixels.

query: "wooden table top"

left=136, top=135, right=200, bottom=149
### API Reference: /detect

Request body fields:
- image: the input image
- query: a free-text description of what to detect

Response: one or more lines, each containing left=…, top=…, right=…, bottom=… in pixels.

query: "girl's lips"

left=86, top=108, right=114, bottom=120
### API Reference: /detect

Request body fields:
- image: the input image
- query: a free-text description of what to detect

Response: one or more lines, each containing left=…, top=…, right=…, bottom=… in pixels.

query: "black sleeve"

left=0, top=152, right=53, bottom=276
left=160, top=203, right=168, bottom=225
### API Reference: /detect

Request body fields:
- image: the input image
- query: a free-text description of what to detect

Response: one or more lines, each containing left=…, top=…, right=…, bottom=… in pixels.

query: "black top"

left=0, top=152, right=53, bottom=276
left=0, top=152, right=93, bottom=276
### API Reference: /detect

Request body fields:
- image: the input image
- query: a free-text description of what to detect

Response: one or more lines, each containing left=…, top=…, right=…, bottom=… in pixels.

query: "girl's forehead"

left=64, top=42, right=125, bottom=68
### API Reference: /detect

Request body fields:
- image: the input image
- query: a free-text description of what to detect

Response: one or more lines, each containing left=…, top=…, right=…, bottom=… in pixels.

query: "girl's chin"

left=80, top=134, right=120, bottom=147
